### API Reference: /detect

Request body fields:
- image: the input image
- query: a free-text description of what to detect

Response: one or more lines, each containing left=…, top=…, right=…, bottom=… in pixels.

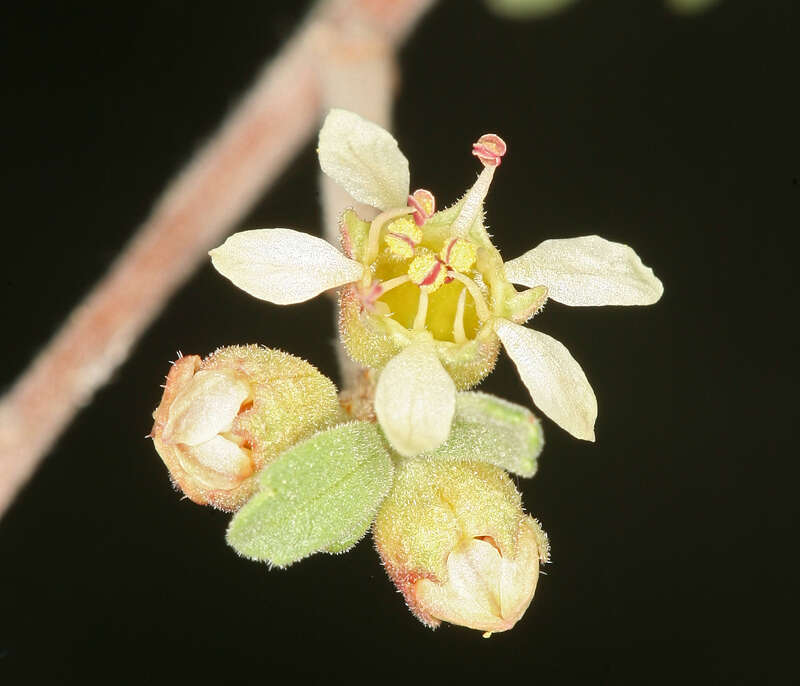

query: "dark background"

left=1, top=1, right=797, bottom=683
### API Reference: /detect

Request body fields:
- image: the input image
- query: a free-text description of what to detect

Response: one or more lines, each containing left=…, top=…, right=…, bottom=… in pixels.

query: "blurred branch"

left=316, top=11, right=397, bottom=392
left=0, top=0, right=434, bottom=518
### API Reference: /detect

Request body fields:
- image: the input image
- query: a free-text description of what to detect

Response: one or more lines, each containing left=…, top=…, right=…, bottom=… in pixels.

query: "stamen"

left=384, top=215, right=423, bottom=260
left=413, top=290, right=429, bottom=331
left=365, top=207, right=415, bottom=265
left=440, top=237, right=477, bottom=272
left=407, top=189, right=436, bottom=226
left=449, top=271, right=490, bottom=321
left=408, top=250, right=447, bottom=293
left=385, top=232, right=416, bottom=259
left=453, top=287, right=468, bottom=343
left=378, top=274, right=410, bottom=295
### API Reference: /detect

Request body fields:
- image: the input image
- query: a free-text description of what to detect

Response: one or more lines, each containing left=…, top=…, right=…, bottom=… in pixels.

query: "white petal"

left=374, top=344, right=456, bottom=457
left=504, top=235, right=663, bottom=306
left=416, top=538, right=504, bottom=630
left=192, top=435, right=252, bottom=478
left=318, top=108, right=410, bottom=211
left=499, top=517, right=542, bottom=621
left=164, top=370, right=251, bottom=446
left=495, top=319, right=597, bottom=441
left=210, top=229, right=363, bottom=304
left=179, top=436, right=252, bottom=490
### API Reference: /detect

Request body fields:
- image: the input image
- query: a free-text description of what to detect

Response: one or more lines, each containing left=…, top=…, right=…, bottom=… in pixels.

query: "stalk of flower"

left=210, top=109, right=663, bottom=455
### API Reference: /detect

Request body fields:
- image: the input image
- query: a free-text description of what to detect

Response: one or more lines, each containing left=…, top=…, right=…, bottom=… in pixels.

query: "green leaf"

left=420, top=392, right=544, bottom=477
left=324, top=512, right=374, bottom=554
left=226, top=422, right=394, bottom=567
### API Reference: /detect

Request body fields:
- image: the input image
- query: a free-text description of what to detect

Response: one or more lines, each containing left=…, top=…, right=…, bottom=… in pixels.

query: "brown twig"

left=0, top=0, right=434, bottom=518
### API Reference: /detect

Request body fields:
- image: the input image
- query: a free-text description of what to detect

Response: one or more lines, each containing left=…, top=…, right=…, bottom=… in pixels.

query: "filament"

left=377, top=274, right=410, bottom=295
left=453, top=287, right=467, bottom=343
left=413, top=289, right=429, bottom=331
left=449, top=272, right=490, bottom=321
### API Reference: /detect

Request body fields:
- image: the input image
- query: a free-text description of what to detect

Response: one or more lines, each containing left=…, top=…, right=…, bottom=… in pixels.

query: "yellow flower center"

left=370, top=222, right=489, bottom=343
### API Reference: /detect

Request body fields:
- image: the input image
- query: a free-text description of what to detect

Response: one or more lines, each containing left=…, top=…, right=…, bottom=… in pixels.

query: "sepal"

left=421, top=391, right=544, bottom=477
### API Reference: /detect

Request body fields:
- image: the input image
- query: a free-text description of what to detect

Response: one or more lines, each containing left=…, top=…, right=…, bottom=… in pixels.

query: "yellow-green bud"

left=150, top=345, right=339, bottom=511
left=373, top=460, right=549, bottom=633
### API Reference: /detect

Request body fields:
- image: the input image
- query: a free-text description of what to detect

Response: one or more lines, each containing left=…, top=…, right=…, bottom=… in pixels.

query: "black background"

left=1, top=1, right=797, bottom=683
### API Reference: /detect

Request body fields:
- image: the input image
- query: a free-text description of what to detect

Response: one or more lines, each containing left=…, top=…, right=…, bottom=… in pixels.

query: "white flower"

left=210, top=109, right=663, bottom=451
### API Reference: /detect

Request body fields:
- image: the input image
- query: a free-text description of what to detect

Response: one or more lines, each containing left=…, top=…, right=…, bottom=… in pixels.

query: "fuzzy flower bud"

left=373, top=460, right=549, bottom=633
left=150, top=345, right=340, bottom=511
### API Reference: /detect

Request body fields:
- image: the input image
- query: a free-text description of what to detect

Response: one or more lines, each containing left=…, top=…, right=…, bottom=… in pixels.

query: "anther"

left=365, top=207, right=415, bottom=265
left=440, top=237, right=477, bottom=273
left=453, top=287, right=468, bottom=343
left=384, top=216, right=423, bottom=260
left=407, top=189, right=436, bottom=226
left=408, top=250, right=447, bottom=293
left=413, top=290, right=429, bottom=331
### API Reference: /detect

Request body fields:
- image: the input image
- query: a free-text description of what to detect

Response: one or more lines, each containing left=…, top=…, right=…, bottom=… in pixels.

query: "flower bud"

left=373, top=460, right=549, bottom=633
left=150, top=345, right=340, bottom=511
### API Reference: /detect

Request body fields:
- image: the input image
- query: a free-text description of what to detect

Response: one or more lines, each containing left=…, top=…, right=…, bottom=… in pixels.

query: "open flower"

left=210, top=109, right=663, bottom=450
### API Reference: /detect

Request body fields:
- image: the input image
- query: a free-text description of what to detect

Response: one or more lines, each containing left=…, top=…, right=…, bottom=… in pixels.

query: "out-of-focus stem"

left=315, top=6, right=399, bottom=393
left=0, top=0, right=435, bottom=518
